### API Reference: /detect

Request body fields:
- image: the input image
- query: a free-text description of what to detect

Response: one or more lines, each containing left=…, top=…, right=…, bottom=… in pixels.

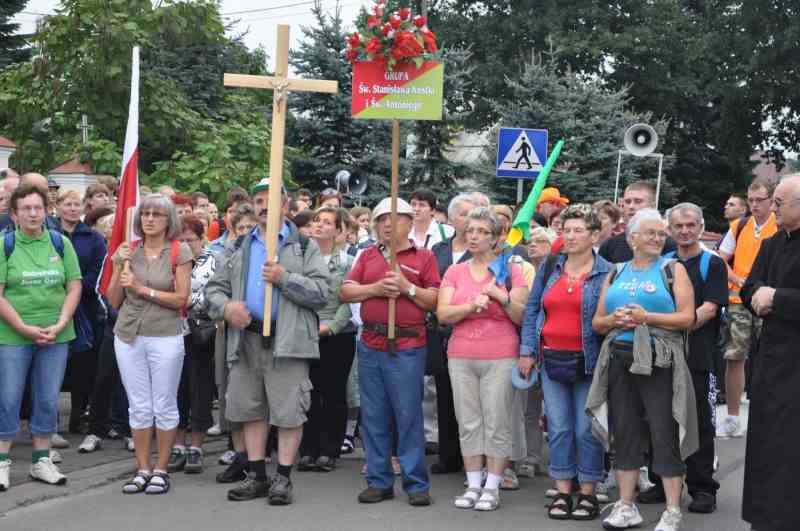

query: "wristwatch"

left=149, top=289, right=156, bottom=299
left=407, top=284, right=417, bottom=298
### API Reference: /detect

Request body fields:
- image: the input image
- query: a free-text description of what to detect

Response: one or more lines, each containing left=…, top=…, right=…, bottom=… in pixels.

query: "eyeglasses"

left=465, top=227, right=493, bottom=237
left=141, top=211, right=167, bottom=219
left=772, top=197, right=800, bottom=209
left=636, top=229, right=668, bottom=240
left=17, top=205, right=45, bottom=213
left=747, top=196, right=770, bottom=205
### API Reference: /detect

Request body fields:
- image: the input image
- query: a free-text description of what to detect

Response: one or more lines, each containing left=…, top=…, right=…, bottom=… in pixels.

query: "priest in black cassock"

left=740, top=175, right=800, bottom=531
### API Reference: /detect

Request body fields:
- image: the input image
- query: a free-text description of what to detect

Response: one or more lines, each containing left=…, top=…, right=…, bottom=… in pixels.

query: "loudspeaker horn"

left=623, top=124, right=658, bottom=157
left=335, top=170, right=368, bottom=196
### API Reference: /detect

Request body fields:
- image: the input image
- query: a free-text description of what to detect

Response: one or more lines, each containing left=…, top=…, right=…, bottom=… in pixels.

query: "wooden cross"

left=224, top=24, right=338, bottom=337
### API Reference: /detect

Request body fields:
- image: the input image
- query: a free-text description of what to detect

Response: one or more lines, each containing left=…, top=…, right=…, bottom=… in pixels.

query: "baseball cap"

left=250, top=177, right=286, bottom=196
left=47, top=177, right=61, bottom=189
left=372, top=197, right=414, bottom=220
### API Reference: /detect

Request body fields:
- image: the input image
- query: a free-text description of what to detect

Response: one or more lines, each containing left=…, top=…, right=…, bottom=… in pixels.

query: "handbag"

left=188, top=318, right=217, bottom=351
left=542, top=347, right=585, bottom=384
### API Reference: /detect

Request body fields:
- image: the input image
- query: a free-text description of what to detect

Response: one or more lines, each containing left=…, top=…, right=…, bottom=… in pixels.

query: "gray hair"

left=447, top=193, right=475, bottom=221
left=666, top=202, right=705, bottom=228
left=133, top=193, right=181, bottom=240
left=466, top=206, right=502, bottom=238
left=529, top=226, right=557, bottom=244
left=468, top=191, right=491, bottom=208
left=626, top=208, right=665, bottom=236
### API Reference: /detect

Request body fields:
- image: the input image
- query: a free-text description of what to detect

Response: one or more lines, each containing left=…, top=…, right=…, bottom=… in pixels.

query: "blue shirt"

left=605, top=257, right=676, bottom=342
left=245, top=223, right=290, bottom=322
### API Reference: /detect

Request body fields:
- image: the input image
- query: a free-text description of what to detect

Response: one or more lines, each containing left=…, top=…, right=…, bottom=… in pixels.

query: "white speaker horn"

left=623, top=124, right=658, bottom=157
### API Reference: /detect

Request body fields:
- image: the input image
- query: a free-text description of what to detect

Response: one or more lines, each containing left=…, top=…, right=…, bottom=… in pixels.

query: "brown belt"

left=362, top=322, right=419, bottom=338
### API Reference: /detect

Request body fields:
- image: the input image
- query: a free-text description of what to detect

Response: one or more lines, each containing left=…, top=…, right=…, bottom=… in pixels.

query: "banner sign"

left=352, top=60, right=443, bottom=121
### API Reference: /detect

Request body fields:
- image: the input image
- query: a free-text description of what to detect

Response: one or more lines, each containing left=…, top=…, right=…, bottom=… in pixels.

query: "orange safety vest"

left=729, top=213, right=777, bottom=304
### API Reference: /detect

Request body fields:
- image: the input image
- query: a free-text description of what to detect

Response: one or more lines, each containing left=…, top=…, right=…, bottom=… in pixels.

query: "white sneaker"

left=50, top=449, right=62, bottom=463
left=218, top=450, right=237, bottom=465
left=206, top=424, right=222, bottom=436
left=124, top=437, right=135, bottom=452
left=638, top=466, right=655, bottom=491
left=721, top=416, right=742, bottom=438
left=655, top=507, right=682, bottom=531
left=50, top=433, right=70, bottom=449
left=602, top=500, right=643, bottom=529
left=79, top=434, right=102, bottom=453
left=30, top=458, right=67, bottom=485
left=0, top=460, right=10, bottom=491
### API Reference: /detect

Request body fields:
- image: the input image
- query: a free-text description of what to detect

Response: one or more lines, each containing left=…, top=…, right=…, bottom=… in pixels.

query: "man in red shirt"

left=340, top=197, right=440, bottom=507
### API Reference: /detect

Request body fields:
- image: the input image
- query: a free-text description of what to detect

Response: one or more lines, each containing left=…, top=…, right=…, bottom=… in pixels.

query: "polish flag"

left=99, top=46, right=141, bottom=296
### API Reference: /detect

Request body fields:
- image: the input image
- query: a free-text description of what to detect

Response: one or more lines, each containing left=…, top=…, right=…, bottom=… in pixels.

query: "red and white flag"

left=99, top=46, right=141, bottom=296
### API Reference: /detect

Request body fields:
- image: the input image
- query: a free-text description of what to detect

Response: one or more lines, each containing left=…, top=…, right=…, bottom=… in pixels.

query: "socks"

left=484, top=472, right=502, bottom=491
left=277, top=464, right=292, bottom=480
left=250, top=459, right=267, bottom=481
left=345, top=420, right=357, bottom=437
left=32, top=449, right=49, bottom=464
left=0, top=453, right=9, bottom=462
left=466, top=470, right=483, bottom=489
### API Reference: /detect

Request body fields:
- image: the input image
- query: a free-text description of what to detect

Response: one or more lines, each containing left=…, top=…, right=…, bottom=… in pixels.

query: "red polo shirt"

left=345, top=242, right=441, bottom=352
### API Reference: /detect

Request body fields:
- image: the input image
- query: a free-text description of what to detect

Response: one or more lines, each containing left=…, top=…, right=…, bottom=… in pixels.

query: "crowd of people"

left=0, top=166, right=796, bottom=531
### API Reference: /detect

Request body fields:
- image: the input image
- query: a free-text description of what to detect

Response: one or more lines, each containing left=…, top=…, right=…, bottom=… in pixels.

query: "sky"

left=12, top=0, right=371, bottom=65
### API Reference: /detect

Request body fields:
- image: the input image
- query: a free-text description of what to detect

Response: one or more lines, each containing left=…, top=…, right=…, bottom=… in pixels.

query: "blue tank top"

left=605, top=257, right=676, bottom=342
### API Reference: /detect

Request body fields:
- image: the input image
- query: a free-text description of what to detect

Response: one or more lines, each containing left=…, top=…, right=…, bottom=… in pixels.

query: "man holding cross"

left=205, top=178, right=330, bottom=506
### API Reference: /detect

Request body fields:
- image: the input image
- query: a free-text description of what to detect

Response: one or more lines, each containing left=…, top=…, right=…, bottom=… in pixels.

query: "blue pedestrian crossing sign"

left=496, top=128, right=548, bottom=179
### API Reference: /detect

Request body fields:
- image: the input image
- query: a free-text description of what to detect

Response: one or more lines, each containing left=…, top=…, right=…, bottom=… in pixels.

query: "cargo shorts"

left=225, top=330, right=312, bottom=428
left=724, top=303, right=761, bottom=361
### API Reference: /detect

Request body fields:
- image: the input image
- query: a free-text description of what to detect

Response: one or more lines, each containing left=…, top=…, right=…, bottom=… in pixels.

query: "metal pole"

left=613, top=150, right=624, bottom=204
left=655, top=153, right=664, bottom=210
left=516, top=179, right=524, bottom=206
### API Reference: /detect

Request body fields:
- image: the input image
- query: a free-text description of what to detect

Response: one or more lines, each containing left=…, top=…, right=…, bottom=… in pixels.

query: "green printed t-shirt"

left=0, top=229, right=82, bottom=345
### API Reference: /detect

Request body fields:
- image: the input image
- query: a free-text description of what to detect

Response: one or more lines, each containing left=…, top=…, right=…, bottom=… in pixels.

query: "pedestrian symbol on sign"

left=496, top=128, right=548, bottom=179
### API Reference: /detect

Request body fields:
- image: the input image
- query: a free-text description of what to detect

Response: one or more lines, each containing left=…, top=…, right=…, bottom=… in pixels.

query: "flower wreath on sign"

left=346, top=1, right=438, bottom=70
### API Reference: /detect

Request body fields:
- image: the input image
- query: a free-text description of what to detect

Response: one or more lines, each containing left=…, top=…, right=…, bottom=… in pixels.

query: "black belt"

left=363, top=322, right=419, bottom=338
left=245, top=319, right=277, bottom=335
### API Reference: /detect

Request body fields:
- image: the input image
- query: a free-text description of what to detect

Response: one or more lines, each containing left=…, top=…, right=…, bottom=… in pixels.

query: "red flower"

left=413, top=15, right=427, bottom=28
left=346, top=48, right=358, bottom=62
left=348, top=32, right=361, bottom=47
left=367, top=16, right=381, bottom=28
left=365, top=37, right=383, bottom=56
left=372, top=2, right=385, bottom=17
left=381, top=23, right=392, bottom=36
left=388, top=14, right=402, bottom=29
left=391, top=31, right=424, bottom=60
left=398, top=7, right=412, bottom=20
left=422, top=30, right=437, bottom=53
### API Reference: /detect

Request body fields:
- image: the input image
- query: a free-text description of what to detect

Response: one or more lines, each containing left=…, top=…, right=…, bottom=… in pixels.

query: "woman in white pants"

left=108, top=194, right=192, bottom=495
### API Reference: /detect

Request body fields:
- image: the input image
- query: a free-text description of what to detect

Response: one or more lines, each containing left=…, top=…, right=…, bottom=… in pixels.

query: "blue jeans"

left=358, top=342, right=429, bottom=493
left=0, top=343, right=69, bottom=440
left=541, top=365, right=604, bottom=483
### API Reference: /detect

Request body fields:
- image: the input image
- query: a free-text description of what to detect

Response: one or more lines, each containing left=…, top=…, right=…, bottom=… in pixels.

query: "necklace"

left=566, top=273, right=585, bottom=293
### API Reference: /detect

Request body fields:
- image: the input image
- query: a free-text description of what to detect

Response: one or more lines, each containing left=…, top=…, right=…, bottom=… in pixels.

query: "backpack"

left=608, top=258, right=678, bottom=302
left=663, top=250, right=711, bottom=283
left=4, top=229, right=65, bottom=259
left=132, top=239, right=185, bottom=316
left=732, top=215, right=751, bottom=244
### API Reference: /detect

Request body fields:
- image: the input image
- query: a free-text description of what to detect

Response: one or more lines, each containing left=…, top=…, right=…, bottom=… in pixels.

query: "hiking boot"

left=184, top=448, right=204, bottom=474
left=216, top=454, right=248, bottom=484
left=358, top=486, right=394, bottom=503
left=227, top=473, right=269, bottom=501
left=268, top=474, right=293, bottom=505
left=408, top=490, right=432, bottom=507
left=167, top=447, right=186, bottom=472
left=688, top=492, right=717, bottom=514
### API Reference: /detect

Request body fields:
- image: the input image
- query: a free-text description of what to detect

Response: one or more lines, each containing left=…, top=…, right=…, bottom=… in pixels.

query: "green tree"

left=0, top=0, right=30, bottom=69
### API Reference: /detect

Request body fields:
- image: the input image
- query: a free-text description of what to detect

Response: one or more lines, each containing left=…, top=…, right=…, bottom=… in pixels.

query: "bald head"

left=772, top=175, right=800, bottom=232
left=21, top=173, right=49, bottom=194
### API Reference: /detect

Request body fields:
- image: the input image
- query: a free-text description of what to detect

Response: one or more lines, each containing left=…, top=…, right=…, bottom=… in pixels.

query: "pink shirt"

left=441, top=261, right=525, bottom=360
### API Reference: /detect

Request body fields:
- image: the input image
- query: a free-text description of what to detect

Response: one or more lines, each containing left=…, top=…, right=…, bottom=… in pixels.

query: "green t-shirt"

left=0, top=229, right=83, bottom=345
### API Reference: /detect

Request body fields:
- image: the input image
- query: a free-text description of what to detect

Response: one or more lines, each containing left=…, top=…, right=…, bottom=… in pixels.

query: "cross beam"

left=224, top=24, right=338, bottom=337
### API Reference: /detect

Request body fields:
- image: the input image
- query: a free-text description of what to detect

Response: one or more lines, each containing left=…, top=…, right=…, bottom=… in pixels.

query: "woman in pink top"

left=437, top=208, right=529, bottom=511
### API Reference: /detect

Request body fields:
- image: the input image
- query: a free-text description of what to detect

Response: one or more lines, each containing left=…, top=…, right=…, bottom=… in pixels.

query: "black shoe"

left=297, top=456, right=316, bottom=471
left=315, top=456, right=335, bottom=472
left=688, top=492, right=717, bottom=514
left=184, top=448, right=204, bottom=474
left=268, top=474, right=293, bottom=505
left=227, top=474, right=269, bottom=501
left=216, top=456, right=248, bottom=484
left=424, top=442, right=439, bottom=455
left=408, top=490, right=432, bottom=506
left=637, top=485, right=666, bottom=504
left=358, top=486, right=394, bottom=503
left=167, top=448, right=187, bottom=472
left=341, top=435, right=355, bottom=455
left=429, top=462, right=460, bottom=475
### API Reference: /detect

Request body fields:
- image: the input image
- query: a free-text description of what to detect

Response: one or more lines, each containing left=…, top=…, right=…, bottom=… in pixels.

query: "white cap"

left=372, top=197, right=414, bottom=220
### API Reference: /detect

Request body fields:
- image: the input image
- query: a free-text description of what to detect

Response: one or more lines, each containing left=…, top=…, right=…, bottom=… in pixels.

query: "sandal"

left=122, top=471, right=151, bottom=494
left=548, top=492, right=573, bottom=520
left=144, top=471, right=171, bottom=495
left=572, top=493, right=600, bottom=521
left=474, top=488, right=500, bottom=511
left=454, top=487, right=482, bottom=509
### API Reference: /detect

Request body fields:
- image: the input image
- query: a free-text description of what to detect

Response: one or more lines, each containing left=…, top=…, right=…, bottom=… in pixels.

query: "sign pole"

left=388, top=119, right=400, bottom=353
left=516, top=179, right=524, bottom=206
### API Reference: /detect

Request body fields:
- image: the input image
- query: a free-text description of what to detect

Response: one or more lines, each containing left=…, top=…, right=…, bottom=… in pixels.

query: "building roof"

left=49, top=156, right=94, bottom=175
left=0, top=136, right=16, bottom=148
left=751, top=151, right=792, bottom=180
